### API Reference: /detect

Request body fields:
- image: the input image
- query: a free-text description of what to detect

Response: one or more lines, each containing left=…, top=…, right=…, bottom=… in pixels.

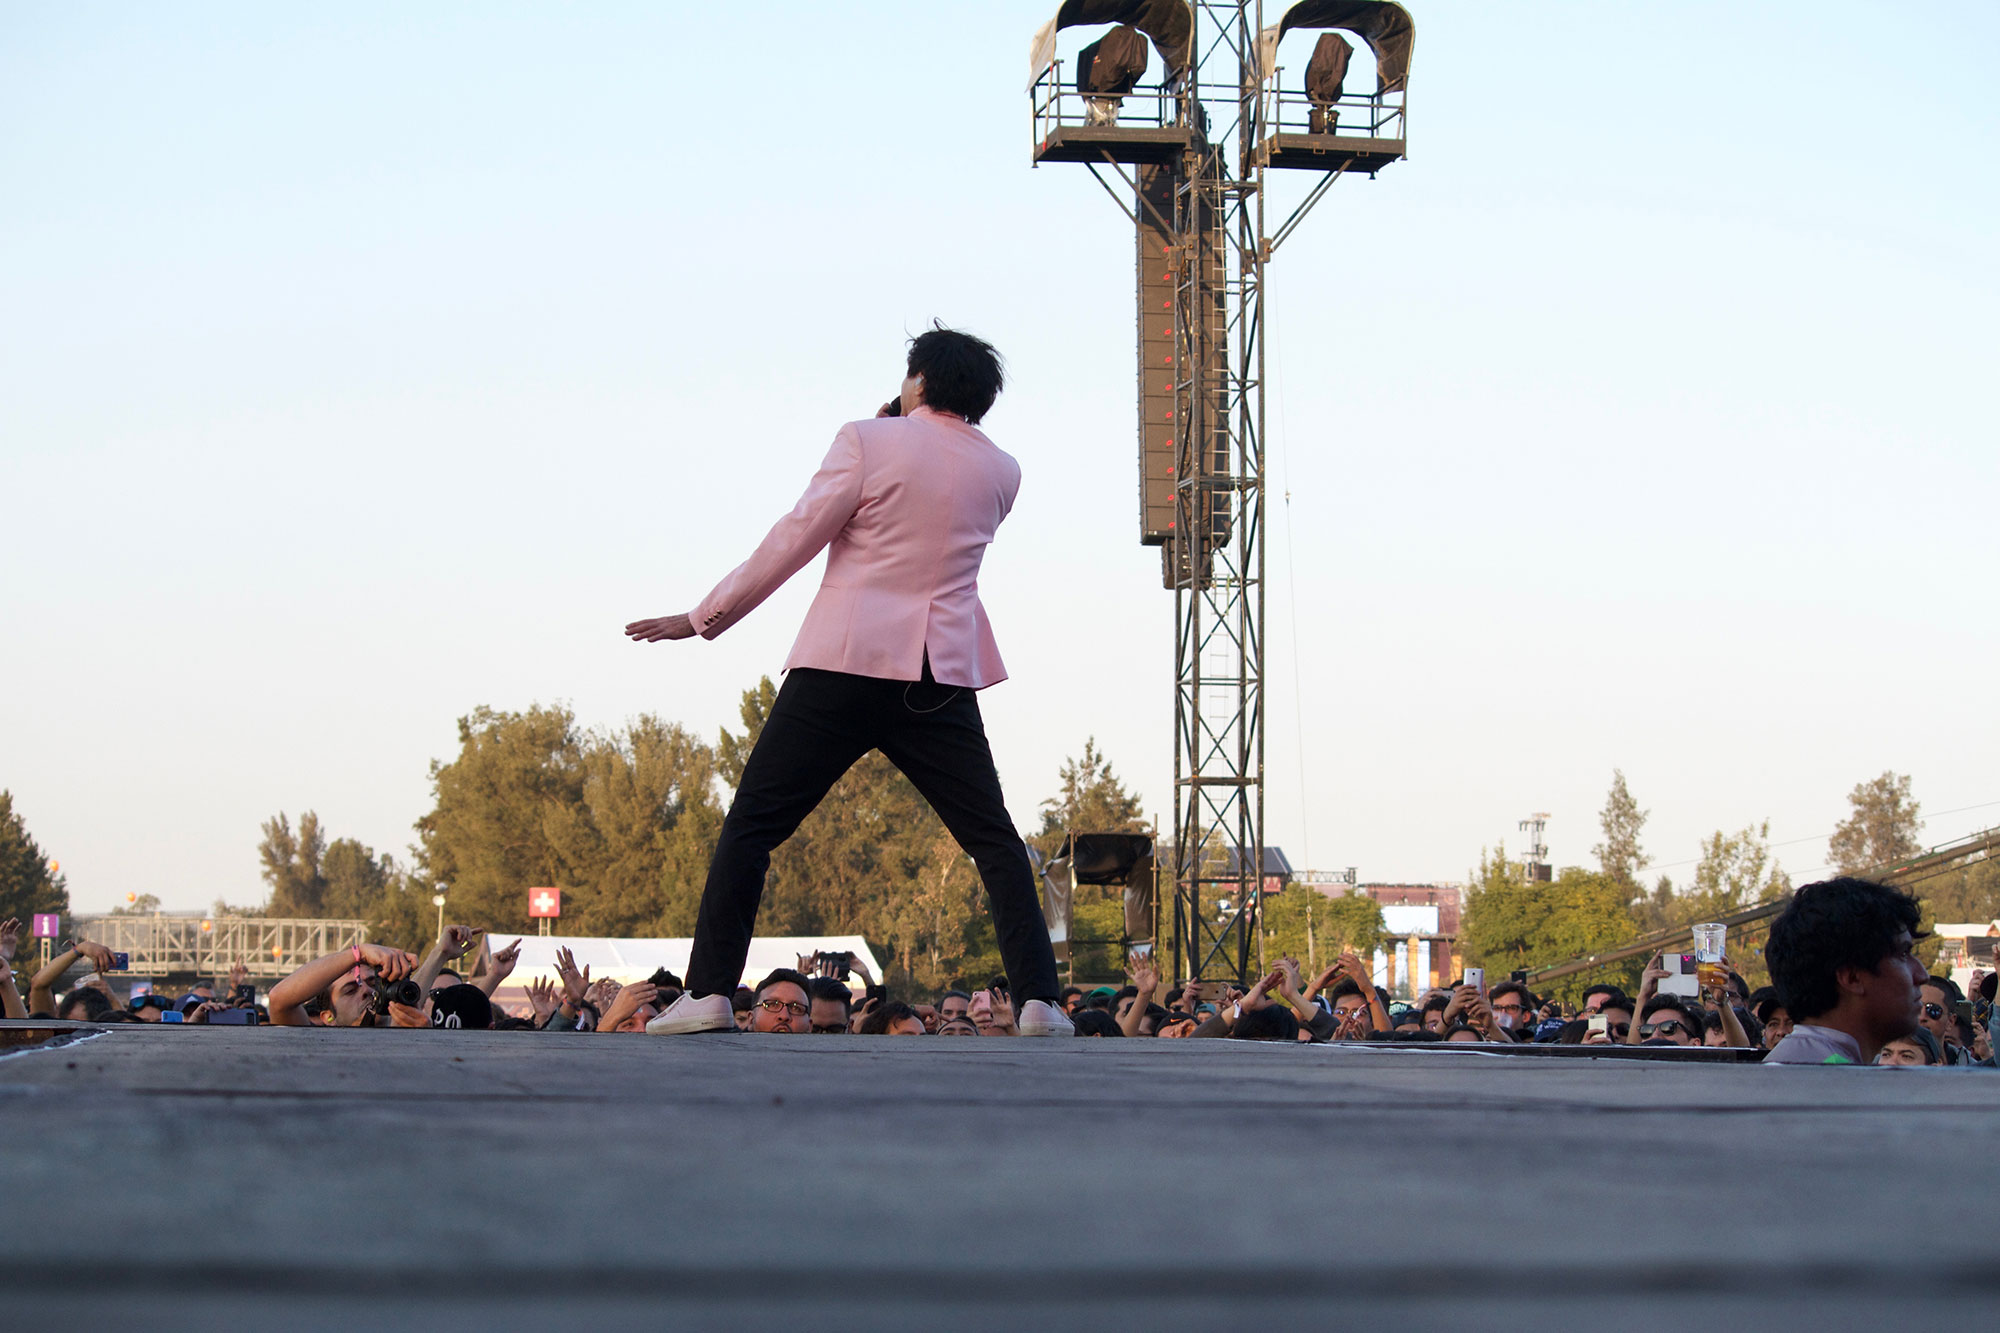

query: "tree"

left=1828, top=772, right=1923, bottom=875
left=1460, top=843, right=1641, bottom=1003
left=1031, top=738, right=1148, bottom=858
left=259, top=811, right=329, bottom=917
left=110, top=893, right=163, bottom=916
left=1593, top=770, right=1648, bottom=892
left=1262, top=887, right=1384, bottom=972
left=0, top=790, right=68, bottom=926
left=1685, top=820, right=1791, bottom=921
left=414, top=703, right=725, bottom=938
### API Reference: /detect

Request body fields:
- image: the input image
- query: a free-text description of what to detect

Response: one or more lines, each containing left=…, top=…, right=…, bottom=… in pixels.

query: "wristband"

left=352, top=944, right=363, bottom=965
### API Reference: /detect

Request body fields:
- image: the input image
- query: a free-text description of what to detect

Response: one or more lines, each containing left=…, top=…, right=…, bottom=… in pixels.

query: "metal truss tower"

left=1029, top=0, right=1413, bottom=981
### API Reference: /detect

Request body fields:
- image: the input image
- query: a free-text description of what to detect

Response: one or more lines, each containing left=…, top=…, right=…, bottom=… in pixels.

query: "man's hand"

left=0, top=917, right=18, bottom=963
left=387, top=1000, right=432, bottom=1028
left=227, top=960, right=249, bottom=991
left=486, top=939, right=521, bottom=984
left=599, top=982, right=659, bottom=1033
left=625, top=614, right=697, bottom=643
left=1178, top=978, right=1200, bottom=1013
left=983, top=987, right=1017, bottom=1035
left=437, top=924, right=481, bottom=962
left=1637, top=955, right=1669, bottom=1002
left=1240, top=969, right=1283, bottom=1013
left=526, top=977, right=560, bottom=1024
left=359, top=944, right=419, bottom=981
left=70, top=940, right=116, bottom=975
left=1128, top=958, right=1160, bottom=999
left=554, top=946, right=590, bottom=1009
left=185, top=1001, right=228, bottom=1024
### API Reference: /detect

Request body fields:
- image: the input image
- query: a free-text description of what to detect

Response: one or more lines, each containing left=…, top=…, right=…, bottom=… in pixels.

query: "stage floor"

left=5, top=1023, right=1995, bottom=1327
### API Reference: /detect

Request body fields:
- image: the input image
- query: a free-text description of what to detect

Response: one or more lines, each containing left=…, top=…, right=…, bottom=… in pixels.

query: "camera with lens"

left=365, top=974, right=423, bottom=1017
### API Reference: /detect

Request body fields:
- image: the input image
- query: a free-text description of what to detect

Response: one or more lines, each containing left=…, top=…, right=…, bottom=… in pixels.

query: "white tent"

left=480, top=934, right=883, bottom=1014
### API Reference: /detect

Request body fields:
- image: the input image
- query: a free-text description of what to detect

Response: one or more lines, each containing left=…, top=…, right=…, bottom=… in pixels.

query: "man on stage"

left=625, top=325, right=1073, bottom=1037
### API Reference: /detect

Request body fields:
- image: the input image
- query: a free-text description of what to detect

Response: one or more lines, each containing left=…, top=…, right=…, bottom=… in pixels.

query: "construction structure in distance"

left=1026, top=0, right=1414, bottom=981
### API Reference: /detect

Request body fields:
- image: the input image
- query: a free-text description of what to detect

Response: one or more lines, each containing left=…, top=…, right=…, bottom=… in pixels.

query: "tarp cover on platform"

left=1030, top=0, right=1193, bottom=88
left=1258, top=0, right=1414, bottom=92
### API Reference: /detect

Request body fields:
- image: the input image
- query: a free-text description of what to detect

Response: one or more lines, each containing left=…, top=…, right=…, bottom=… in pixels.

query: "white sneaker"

left=644, top=991, right=736, bottom=1035
left=1017, top=999, right=1076, bottom=1037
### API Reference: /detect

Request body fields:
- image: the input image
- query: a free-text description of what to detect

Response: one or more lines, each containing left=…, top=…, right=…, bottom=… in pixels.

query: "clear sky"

left=4, top=2, right=1996, bottom=916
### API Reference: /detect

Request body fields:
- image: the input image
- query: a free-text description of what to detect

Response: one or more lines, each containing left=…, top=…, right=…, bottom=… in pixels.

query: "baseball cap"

left=428, top=984, right=493, bottom=1030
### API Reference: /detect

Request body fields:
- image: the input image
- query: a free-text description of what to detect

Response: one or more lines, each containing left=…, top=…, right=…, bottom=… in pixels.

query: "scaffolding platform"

left=1253, top=131, right=1405, bottom=174
left=1034, top=124, right=1200, bottom=167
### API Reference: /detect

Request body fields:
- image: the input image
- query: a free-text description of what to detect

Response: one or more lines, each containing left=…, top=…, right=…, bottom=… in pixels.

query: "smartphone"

left=1957, top=1001, right=1974, bottom=1025
left=1463, top=967, right=1485, bottom=994
left=1192, top=980, right=1237, bottom=1003
left=1588, top=1013, right=1609, bottom=1036
left=1657, top=953, right=1700, bottom=998
left=111, top=952, right=130, bottom=971
left=1128, top=942, right=1155, bottom=964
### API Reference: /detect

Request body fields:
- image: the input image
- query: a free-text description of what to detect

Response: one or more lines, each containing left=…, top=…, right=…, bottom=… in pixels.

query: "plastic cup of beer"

left=1692, top=922, right=1727, bottom=997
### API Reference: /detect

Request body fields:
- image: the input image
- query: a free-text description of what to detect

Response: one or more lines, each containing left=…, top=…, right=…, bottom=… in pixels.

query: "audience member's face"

left=1422, top=1008, right=1448, bottom=1034
left=1155, top=1014, right=1197, bottom=1039
left=1858, top=932, right=1926, bottom=1044
left=734, top=1005, right=754, bottom=1031
left=1445, top=1026, right=1482, bottom=1043
left=1918, top=983, right=1954, bottom=1044
left=1332, top=995, right=1369, bottom=1023
left=326, top=966, right=378, bottom=1027
left=1642, top=1012, right=1696, bottom=1046
left=1581, top=993, right=1612, bottom=1015
left=1393, top=1018, right=1423, bottom=1035
left=884, top=1014, right=926, bottom=1036
left=753, top=982, right=810, bottom=1034
left=940, top=994, right=970, bottom=1023
left=1761, top=1006, right=1792, bottom=1048
left=132, top=1004, right=161, bottom=1023
left=809, top=997, right=850, bottom=1034
left=1876, top=1037, right=1929, bottom=1067
left=938, top=1017, right=980, bottom=1037
left=1702, top=1021, right=1728, bottom=1047
left=1488, top=991, right=1531, bottom=1032
left=1599, top=1005, right=1634, bottom=1042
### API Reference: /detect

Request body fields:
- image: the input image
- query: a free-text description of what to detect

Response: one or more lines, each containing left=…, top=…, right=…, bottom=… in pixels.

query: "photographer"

left=267, top=943, right=422, bottom=1027
left=29, top=937, right=117, bottom=1018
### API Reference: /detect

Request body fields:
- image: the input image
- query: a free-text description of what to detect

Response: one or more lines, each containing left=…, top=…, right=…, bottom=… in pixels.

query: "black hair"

left=1072, top=1008, right=1123, bottom=1037
left=1231, top=1006, right=1300, bottom=1042
left=857, top=1001, right=921, bottom=1035
left=1922, top=974, right=1964, bottom=1005
left=938, top=989, right=972, bottom=1006
left=60, top=988, right=115, bottom=1022
left=1327, top=979, right=1364, bottom=1002
left=1487, top=981, right=1533, bottom=1008
left=1641, top=994, right=1696, bottom=1020
left=1420, top=993, right=1451, bottom=1015
left=1766, top=877, right=1922, bottom=1020
left=807, top=976, right=852, bottom=1012
left=731, top=986, right=756, bottom=1014
left=905, top=324, right=1005, bottom=424
left=493, top=1016, right=539, bottom=1031
left=1059, top=986, right=1083, bottom=1003
left=753, top=968, right=812, bottom=1001
left=1581, top=983, right=1627, bottom=1006
left=1891, top=1026, right=1943, bottom=1064
left=647, top=967, right=685, bottom=992
left=1555, top=1019, right=1591, bottom=1045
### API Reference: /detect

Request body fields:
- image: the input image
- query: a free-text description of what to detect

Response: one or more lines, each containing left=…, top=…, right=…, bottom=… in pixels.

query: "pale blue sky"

left=5, top=2, right=1996, bottom=915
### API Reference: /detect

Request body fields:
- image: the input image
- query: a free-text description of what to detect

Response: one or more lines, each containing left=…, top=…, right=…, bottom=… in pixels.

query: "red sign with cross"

left=528, top=887, right=562, bottom=919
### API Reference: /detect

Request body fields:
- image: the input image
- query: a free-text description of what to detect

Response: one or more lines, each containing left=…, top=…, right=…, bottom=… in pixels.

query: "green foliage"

left=0, top=790, right=68, bottom=932
left=255, top=810, right=436, bottom=951
left=1685, top=820, right=1791, bottom=920
left=1031, top=738, right=1147, bottom=856
left=1461, top=845, right=1641, bottom=1003
left=259, top=811, right=330, bottom=916
left=1829, top=771, right=1924, bottom=874
left=109, top=893, right=163, bottom=916
left=414, top=703, right=724, bottom=939
left=1593, top=770, right=1648, bottom=891
left=1259, top=887, right=1383, bottom=974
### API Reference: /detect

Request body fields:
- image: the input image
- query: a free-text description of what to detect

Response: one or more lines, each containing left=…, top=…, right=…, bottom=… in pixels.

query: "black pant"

left=685, top=665, right=1061, bottom=1005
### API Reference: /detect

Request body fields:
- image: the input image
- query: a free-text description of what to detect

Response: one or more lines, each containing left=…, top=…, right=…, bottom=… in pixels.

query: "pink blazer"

left=691, top=406, right=1019, bottom=689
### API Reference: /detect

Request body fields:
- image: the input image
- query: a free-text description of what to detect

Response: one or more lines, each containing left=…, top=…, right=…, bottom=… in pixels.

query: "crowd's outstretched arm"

left=31, top=939, right=113, bottom=1017
left=268, top=943, right=418, bottom=1026
left=0, top=918, right=26, bottom=1020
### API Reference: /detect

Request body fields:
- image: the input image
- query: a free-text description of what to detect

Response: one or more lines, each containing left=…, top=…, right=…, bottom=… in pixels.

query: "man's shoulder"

left=1764, top=1025, right=1862, bottom=1065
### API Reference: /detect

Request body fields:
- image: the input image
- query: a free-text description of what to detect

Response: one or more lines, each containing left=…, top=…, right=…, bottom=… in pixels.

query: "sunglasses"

left=1921, top=1002, right=1946, bottom=1020
left=1639, top=1020, right=1687, bottom=1038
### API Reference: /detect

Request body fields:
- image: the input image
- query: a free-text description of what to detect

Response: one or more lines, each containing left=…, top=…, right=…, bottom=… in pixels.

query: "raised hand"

left=185, top=1001, right=227, bottom=1025
left=1240, top=969, right=1283, bottom=1013
left=439, top=924, right=481, bottom=961
left=72, top=939, right=116, bottom=974
left=1128, top=957, right=1160, bottom=998
left=526, top=977, right=559, bottom=1024
left=625, top=614, right=696, bottom=643
left=0, top=918, right=18, bottom=963
left=599, top=982, right=659, bottom=1033
left=553, top=947, right=590, bottom=1008
left=387, top=999, right=431, bottom=1028
left=486, top=939, right=522, bottom=984
left=359, top=944, right=419, bottom=981
left=984, top=987, right=1017, bottom=1035
left=227, top=960, right=249, bottom=991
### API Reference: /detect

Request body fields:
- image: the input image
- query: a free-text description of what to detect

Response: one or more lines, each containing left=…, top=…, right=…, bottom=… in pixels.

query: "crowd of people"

left=3, top=878, right=1984, bottom=1067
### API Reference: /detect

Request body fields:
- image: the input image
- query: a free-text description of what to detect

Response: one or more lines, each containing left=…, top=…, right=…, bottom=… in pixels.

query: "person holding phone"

left=628, top=326, right=1068, bottom=1038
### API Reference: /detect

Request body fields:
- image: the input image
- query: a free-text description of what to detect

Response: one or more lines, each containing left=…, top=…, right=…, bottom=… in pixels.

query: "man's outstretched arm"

left=624, top=425, right=864, bottom=647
